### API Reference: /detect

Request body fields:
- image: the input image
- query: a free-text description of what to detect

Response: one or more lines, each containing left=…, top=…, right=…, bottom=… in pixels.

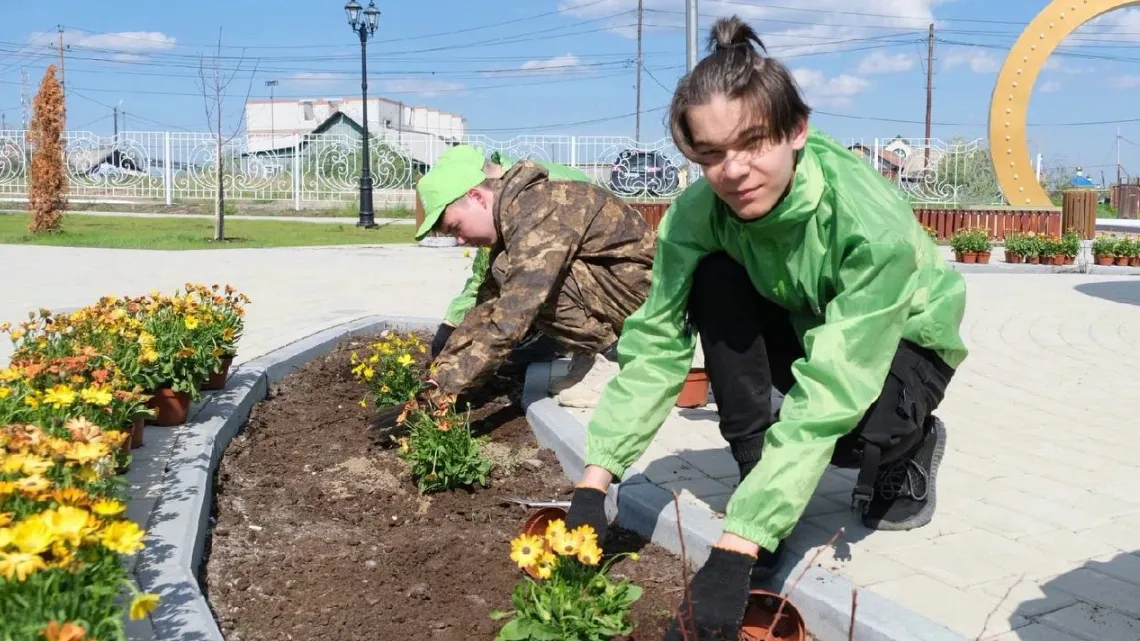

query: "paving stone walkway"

left=547, top=272, right=1140, bottom=640
left=3, top=243, right=1139, bottom=640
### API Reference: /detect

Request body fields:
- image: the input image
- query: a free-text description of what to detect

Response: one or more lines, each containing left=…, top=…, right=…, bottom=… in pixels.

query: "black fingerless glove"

left=430, top=323, right=455, bottom=359
left=663, top=547, right=755, bottom=641
left=563, top=486, right=610, bottom=547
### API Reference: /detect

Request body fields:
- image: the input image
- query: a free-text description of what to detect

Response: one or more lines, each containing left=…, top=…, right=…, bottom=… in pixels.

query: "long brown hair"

left=669, top=15, right=811, bottom=161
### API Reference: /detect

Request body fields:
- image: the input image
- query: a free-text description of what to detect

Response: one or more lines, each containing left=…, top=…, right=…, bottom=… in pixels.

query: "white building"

left=244, top=96, right=466, bottom=167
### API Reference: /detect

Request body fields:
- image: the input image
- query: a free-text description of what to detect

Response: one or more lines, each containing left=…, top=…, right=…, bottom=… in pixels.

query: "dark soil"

left=202, top=331, right=687, bottom=641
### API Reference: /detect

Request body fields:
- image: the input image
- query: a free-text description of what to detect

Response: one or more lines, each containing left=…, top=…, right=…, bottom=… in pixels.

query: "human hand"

left=662, top=547, right=755, bottom=641
left=563, top=486, right=610, bottom=548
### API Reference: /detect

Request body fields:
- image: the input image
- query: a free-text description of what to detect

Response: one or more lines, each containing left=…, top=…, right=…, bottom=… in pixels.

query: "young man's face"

left=686, top=94, right=808, bottom=220
left=438, top=186, right=498, bottom=246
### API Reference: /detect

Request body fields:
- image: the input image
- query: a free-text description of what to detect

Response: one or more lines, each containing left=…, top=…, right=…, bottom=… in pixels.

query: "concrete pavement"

left=2, top=243, right=1139, bottom=639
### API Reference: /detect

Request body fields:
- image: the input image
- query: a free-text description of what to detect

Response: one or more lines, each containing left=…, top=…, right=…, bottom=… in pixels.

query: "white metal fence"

left=0, top=130, right=1006, bottom=210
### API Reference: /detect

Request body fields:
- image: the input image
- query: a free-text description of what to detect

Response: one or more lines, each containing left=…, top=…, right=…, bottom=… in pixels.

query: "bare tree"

left=196, top=27, right=258, bottom=241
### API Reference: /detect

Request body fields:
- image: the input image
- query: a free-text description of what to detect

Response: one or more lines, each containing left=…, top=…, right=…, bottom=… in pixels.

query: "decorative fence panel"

left=0, top=130, right=1007, bottom=210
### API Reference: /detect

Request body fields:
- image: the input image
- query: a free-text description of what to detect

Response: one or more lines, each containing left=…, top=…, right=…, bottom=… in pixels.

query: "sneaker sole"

left=867, top=416, right=946, bottom=531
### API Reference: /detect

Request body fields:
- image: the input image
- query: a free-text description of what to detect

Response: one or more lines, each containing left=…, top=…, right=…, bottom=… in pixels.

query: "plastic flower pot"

left=520, top=506, right=567, bottom=579
left=676, top=368, right=709, bottom=408
left=146, top=387, right=191, bottom=426
left=202, top=355, right=235, bottom=391
left=738, top=589, right=807, bottom=641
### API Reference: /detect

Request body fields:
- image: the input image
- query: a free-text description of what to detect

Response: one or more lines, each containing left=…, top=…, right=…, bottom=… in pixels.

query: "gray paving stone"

left=1040, top=602, right=1140, bottom=641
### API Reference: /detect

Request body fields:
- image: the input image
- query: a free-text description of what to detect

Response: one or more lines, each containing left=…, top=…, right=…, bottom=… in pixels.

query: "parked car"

left=608, top=149, right=680, bottom=197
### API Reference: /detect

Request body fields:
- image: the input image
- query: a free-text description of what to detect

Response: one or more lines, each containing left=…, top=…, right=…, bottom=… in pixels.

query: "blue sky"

left=3, top=0, right=1140, bottom=178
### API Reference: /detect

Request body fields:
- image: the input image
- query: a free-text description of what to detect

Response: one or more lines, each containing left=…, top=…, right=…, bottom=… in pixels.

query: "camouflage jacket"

left=432, top=161, right=656, bottom=394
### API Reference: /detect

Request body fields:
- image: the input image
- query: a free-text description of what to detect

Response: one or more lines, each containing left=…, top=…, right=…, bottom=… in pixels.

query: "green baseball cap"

left=415, top=144, right=487, bottom=240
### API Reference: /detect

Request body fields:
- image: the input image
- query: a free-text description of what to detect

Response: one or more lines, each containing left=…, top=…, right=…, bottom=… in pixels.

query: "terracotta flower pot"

left=201, top=355, right=234, bottom=391
left=1118, top=256, right=1132, bottom=266
left=955, top=251, right=977, bottom=263
left=1005, top=252, right=1023, bottom=264
left=676, top=368, right=709, bottom=408
left=977, top=251, right=991, bottom=264
left=1028, top=255, right=1040, bottom=264
left=1096, top=255, right=1115, bottom=266
left=146, top=387, right=191, bottom=426
left=130, top=415, right=145, bottom=448
left=520, top=506, right=567, bottom=579
left=1132, top=257, right=1140, bottom=267
left=739, top=589, right=808, bottom=641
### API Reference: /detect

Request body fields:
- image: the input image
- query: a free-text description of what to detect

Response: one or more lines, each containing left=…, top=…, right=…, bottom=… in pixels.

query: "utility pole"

left=1117, top=127, right=1122, bottom=187
left=265, top=79, right=279, bottom=149
left=57, top=26, right=66, bottom=96
left=635, top=0, right=643, bottom=142
left=924, top=23, right=934, bottom=171
left=20, top=69, right=28, bottom=129
left=686, top=0, right=698, bottom=73
left=113, top=105, right=119, bottom=137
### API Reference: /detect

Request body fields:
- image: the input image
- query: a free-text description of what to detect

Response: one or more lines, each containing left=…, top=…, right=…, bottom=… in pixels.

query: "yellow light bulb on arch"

left=989, top=0, right=1139, bottom=206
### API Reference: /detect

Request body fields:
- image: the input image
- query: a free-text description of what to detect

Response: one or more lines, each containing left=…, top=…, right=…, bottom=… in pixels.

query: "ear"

left=791, top=117, right=809, bottom=150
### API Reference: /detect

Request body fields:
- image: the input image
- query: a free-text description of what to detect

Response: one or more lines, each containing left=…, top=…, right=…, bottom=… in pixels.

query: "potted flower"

left=133, top=303, right=214, bottom=426
left=972, top=228, right=993, bottom=264
left=1058, top=228, right=1081, bottom=265
left=184, top=283, right=250, bottom=390
left=1003, top=231, right=1027, bottom=263
left=1091, top=234, right=1119, bottom=266
left=1116, top=236, right=1139, bottom=266
left=949, top=229, right=978, bottom=263
left=1038, top=235, right=1061, bottom=265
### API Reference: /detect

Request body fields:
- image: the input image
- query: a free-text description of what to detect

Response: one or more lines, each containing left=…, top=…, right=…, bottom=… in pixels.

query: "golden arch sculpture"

left=989, top=0, right=1138, bottom=206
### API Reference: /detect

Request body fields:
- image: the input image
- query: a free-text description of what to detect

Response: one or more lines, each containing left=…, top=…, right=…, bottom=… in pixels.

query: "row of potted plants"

left=0, top=283, right=250, bottom=641
left=1091, top=233, right=1140, bottom=266
left=1003, top=229, right=1081, bottom=264
left=948, top=227, right=994, bottom=264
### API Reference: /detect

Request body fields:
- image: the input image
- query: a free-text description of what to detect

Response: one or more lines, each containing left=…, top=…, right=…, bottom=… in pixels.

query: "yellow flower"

left=570, top=524, right=598, bottom=548
left=0, top=512, right=12, bottom=527
left=90, top=498, right=126, bottom=517
left=20, top=454, right=53, bottom=476
left=184, top=316, right=200, bottom=330
left=358, top=398, right=367, bottom=408
left=23, top=393, right=41, bottom=408
left=43, top=385, right=76, bottom=409
left=15, top=475, right=51, bottom=496
left=80, top=385, right=113, bottom=406
left=629, top=552, right=640, bottom=561
left=45, top=506, right=98, bottom=547
left=50, top=487, right=90, bottom=507
left=0, top=527, right=11, bottom=548
left=12, top=515, right=54, bottom=554
left=0, top=386, right=10, bottom=400
left=509, top=533, right=545, bottom=570
left=99, top=520, right=146, bottom=555
left=0, top=367, right=19, bottom=382
left=397, top=353, right=414, bottom=367
left=543, top=519, right=567, bottom=548
left=1, top=455, right=26, bottom=474
left=533, top=550, right=557, bottom=579
left=129, top=592, right=160, bottom=620
left=66, top=441, right=109, bottom=465
left=0, top=551, right=47, bottom=581
left=41, top=620, right=88, bottom=641
left=549, top=529, right=582, bottom=557
left=74, top=465, right=100, bottom=484
left=577, top=540, right=602, bottom=566
left=140, top=347, right=159, bottom=363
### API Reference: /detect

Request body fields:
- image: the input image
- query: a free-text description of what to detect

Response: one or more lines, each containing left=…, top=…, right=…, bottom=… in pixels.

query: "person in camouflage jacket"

left=414, top=147, right=656, bottom=406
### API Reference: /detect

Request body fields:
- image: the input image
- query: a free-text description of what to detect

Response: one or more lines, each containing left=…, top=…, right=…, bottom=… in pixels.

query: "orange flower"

left=41, top=620, right=87, bottom=641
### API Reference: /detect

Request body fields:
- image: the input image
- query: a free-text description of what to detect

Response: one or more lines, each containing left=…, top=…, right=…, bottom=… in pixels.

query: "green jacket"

left=583, top=129, right=968, bottom=553
left=443, top=153, right=593, bottom=326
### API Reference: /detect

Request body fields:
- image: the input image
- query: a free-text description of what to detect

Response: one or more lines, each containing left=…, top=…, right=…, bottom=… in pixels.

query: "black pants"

left=687, top=252, right=954, bottom=478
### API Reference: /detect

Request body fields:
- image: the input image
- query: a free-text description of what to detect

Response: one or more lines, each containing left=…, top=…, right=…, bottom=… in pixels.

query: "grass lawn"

left=0, top=213, right=415, bottom=250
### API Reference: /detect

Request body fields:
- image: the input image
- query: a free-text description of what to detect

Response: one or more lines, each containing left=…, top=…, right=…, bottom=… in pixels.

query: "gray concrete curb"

left=130, top=314, right=440, bottom=641
left=521, top=361, right=968, bottom=641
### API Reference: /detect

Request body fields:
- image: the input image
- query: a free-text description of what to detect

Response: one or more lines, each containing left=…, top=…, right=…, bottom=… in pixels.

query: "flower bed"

left=0, top=283, right=250, bottom=641
left=202, top=331, right=697, bottom=641
left=1003, top=229, right=1081, bottom=265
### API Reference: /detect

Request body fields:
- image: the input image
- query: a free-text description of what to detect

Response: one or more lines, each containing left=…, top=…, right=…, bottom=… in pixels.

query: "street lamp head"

left=364, top=2, right=380, bottom=34
left=344, top=0, right=362, bottom=28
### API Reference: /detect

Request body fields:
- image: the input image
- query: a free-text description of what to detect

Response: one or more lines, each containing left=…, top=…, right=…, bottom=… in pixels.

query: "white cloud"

left=792, top=68, right=870, bottom=108
left=557, top=0, right=949, bottom=57
left=857, top=51, right=915, bottom=74
left=1039, top=80, right=1061, bottom=93
left=31, top=30, right=176, bottom=62
left=1107, top=75, right=1140, bottom=89
left=481, top=53, right=592, bottom=78
left=942, top=46, right=1002, bottom=74
left=1074, top=8, right=1140, bottom=43
left=378, top=79, right=466, bottom=97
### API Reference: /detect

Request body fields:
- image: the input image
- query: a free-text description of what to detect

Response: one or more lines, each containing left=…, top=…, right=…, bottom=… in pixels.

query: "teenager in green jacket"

left=561, top=16, right=968, bottom=641
left=429, top=148, right=593, bottom=364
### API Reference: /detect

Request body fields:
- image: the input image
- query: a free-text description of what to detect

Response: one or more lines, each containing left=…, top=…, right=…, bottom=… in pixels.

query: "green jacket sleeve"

left=583, top=197, right=717, bottom=478
left=443, top=247, right=491, bottom=326
left=721, top=239, right=919, bottom=553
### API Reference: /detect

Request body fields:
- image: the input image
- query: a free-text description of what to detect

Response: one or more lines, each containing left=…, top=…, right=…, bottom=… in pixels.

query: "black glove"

left=431, top=323, right=455, bottom=359
left=663, top=547, right=754, bottom=641
left=563, top=486, right=610, bottom=547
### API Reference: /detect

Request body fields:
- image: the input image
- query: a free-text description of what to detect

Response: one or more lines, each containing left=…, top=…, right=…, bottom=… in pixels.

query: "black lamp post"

left=345, top=0, right=380, bottom=228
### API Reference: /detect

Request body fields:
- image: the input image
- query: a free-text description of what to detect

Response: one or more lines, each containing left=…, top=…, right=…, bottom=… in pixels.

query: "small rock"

left=522, top=459, right=544, bottom=471
left=233, top=577, right=251, bottom=591
left=365, top=560, right=378, bottom=569
left=407, top=583, right=431, bottom=600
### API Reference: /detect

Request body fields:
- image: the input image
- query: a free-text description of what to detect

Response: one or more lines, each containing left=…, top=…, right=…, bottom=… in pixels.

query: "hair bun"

left=708, top=15, right=768, bottom=55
